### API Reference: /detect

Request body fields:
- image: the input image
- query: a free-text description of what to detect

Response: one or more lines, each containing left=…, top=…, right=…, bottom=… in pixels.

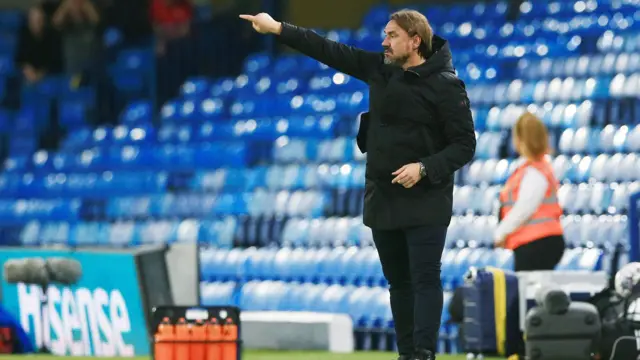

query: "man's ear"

left=413, top=35, right=422, bottom=51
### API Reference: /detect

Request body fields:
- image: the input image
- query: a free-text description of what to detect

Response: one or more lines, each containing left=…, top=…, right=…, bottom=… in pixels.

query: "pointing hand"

left=239, top=13, right=282, bottom=35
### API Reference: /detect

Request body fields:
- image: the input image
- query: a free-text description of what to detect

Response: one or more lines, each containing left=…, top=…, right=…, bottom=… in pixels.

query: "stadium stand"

left=0, top=0, right=638, bottom=355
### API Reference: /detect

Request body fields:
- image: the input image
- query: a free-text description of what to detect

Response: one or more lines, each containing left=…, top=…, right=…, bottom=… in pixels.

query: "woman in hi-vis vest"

left=494, top=112, right=565, bottom=271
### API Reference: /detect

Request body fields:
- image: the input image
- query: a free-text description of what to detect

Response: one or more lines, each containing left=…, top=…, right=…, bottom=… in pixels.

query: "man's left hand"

left=391, top=163, right=422, bottom=188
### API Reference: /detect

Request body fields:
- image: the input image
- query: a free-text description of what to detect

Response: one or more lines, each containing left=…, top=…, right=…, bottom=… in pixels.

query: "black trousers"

left=513, top=235, right=566, bottom=272
left=372, top=225, right=447, bottom=355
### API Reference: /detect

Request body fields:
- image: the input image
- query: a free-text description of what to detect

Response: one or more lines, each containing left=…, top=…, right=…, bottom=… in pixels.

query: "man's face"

left=382, top=20, right=417, bottom=66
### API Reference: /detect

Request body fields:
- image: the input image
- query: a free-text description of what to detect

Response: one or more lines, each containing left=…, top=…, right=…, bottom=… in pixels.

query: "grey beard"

left=384, top=54, right=409, bottom=67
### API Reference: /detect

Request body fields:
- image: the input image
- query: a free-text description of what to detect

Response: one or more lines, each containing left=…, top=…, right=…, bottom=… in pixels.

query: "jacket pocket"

left=356, top=112, right=370, bottom=153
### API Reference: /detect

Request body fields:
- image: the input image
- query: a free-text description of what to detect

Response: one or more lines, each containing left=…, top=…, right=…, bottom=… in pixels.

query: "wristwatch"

left=418, top=162, right=427, bottom=178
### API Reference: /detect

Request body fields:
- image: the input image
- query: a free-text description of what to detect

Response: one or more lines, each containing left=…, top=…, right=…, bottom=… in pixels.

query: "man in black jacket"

left=241, top=9, right=476, bottom=360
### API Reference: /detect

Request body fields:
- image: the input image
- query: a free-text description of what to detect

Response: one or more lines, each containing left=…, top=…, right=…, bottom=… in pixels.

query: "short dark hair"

left=390, top=9, right=433, bottom=58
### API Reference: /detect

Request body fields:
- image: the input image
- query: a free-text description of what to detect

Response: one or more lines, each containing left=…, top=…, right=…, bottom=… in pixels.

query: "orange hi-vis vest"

left=499, top=158, right=564, bottom=250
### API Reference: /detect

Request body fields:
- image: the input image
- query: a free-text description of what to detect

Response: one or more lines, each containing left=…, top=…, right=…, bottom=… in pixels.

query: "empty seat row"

left=200, top=279, right=459, bottom=353
left=454, top=181, right=639, bottom=216
left=9, top=163, right=357, bottom=197
left=61, top=116, right=640, bottom=168
left=476, top=100, right=638, bottom=132
left=363, top=3, right=508, bottom=29
left=0, top=199, right=80, bottom=225
left=109, top=190, right=328, bottom=218
left=448, top=213, right=629, bottom=248
left=182, top=71, right=368, bottom=100
left=0, top=171, right=168, bottom=198
left=519, top=1, right=639, bottom=21
left=4, top=143, right=249, bottom=173
left=61, top=117, right=344, bottom=151
left=199, top=246, right=602, bottom=290
left=16, top=129, right=640, bottom=176
left=10, top=152, right=637, bottom=200
left=57, top=134, right=364, bottom=166
left=201, top=280, right=396, bottom=329
left=2, top=179, right=637, bottom=221
left=552, top=155, right=640, bottom=184
left=558, top=125, right=640, bottom=154
left=476, top=101, right=608, bottom=132
left=470, top=74, right=640, bottom=107
left=280, top=216, right=372, bottom=248
left=597, top=31, right=640, bottom=54
left=166, top=86, right=638, bottom=127
left=189, top=163, right=366, bottom=192
left=558, top=182, right=640, bottom=215
left=15, top=210, right=631, bottom=250
left=20, top=217, right=236, bottom=247
left=473, top=144, right=640, bottom=182
left=198, top=246, right=512, bottom=289
left=516, top=53, right=640, bottom=80
left=563, top=214, right=629, bottom=249
left=162, top=91, right=368, bottom=122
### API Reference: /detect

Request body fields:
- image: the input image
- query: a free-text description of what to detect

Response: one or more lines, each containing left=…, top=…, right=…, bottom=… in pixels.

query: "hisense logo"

left=16, top=283, right=135, bottom=357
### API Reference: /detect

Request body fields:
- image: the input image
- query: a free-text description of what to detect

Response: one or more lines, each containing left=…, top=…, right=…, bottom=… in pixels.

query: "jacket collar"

left=403, top=35, right=455, bottom=78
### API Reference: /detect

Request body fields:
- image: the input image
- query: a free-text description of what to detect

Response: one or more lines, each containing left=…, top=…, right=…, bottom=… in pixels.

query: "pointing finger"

left=239, top=14, right=255, bottom=21
left=392, top=165, right=406, bottom=175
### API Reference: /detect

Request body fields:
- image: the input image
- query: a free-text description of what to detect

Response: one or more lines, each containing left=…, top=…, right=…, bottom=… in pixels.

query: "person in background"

left=15, top=5, right=62, bottom=84
left=150, top=0, right=193, bottom=55
left=100, top=0, right=152, bottom=48
left=52, top=0, right=100, bottom=78
left=494, top=112, right=566, bottom=271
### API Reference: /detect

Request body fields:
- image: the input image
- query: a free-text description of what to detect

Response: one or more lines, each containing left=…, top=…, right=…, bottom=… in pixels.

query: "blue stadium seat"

left=453, top=186, right=478, bottom=215
left=138, top=220, right=177, bottom=244
left=19, top=221, right=40, bottom=245
left=201, top=281, right=237, bottom=306
left=69, top=222, right=109, bottom=246
left=39, top=222, right=70, bottom=245
left=199, top=248, right=216, bottom=280
left=120, top=100, right=153, bottom=125
left=475, top=132, right=501, bottom=159
left=319, top=246, right=347, bottom=283
left=58, top=100, right=87, bottom=127
left=243, top=53, right=271, bottom=76
left=180, top=77, right=211, bottom=99
left=238, top=280, right=260, bottom=310
left=627, top=124, right=640, bottom=153
left=108, top=221, right=138, bottom=246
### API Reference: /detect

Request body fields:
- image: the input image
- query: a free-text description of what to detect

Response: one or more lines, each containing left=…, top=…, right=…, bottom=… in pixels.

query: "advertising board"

left=0, top=248, right=149, bottom=356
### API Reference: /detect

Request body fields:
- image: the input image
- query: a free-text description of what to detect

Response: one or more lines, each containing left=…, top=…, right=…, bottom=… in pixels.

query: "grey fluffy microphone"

left=3, top=258, right=50, bottom=287
left=45, top=257, right=82, bottom=285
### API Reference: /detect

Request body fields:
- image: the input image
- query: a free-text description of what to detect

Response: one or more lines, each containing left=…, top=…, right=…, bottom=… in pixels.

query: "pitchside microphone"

left=3, top=257, right=83, bottom=355
left=45, top=257, right=82, bottom=285
left=3, top=258, right=83, bottom=286
left=3, top=258, right=50, bottom=287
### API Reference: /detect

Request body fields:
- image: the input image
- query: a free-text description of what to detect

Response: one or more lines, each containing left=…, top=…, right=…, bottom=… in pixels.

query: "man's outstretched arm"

left=240, top=13, right=381, bottom=82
